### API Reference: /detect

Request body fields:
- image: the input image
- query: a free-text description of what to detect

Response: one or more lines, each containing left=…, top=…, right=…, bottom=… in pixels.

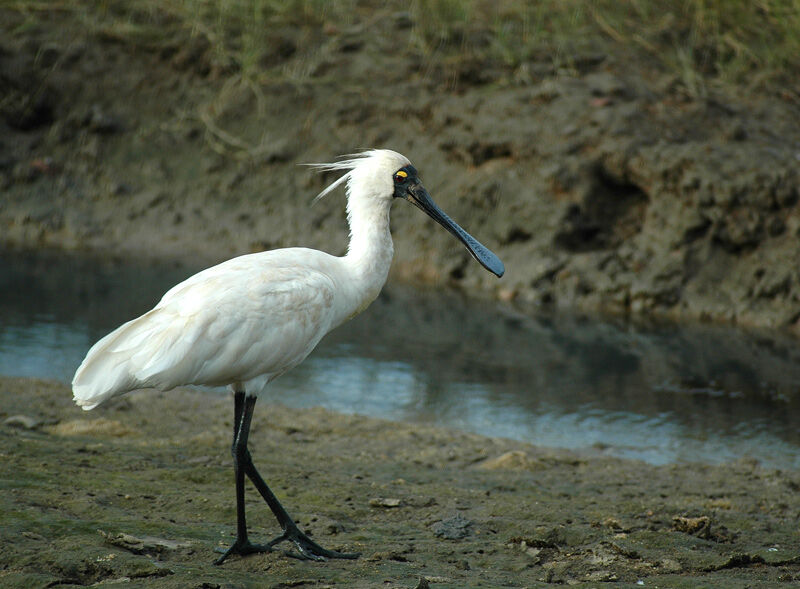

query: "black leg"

left=215, top=391, right=359, bottom=564
left=241, top=447, right=360, bottom=560
left=213, top=390, right=271, bottom=565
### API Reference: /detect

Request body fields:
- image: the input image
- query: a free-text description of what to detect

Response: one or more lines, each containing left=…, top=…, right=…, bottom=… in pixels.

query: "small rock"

left=475, top=450, right=539, bottom=470
left=255, top=137, right=293, bottom=164
left=603, top=517, right=623, bottom=530
left=431, top=514, right=472, bottom=540
left=98, top=530, right=192, bottom=554
left=46, top=418, right=136, bottom=437
left=369, top=497, right=403, bottom=508
left=585, top=72, right=628, bottom=97
left=713, top=553, right=766, bottom=570
left=3, top=415, right=40, bottom=429
left=112, top=182, right=132, bottom=196
left=413, top=577, right=430, bottom=589
left=672, top=515, right=710, bottom=536
left=392, top=11, right=413, bottom=29
left=658, top=557, right=683, bottom=573
left=325, top=522, right=345, bottom=535
left=585, top=570, right=618, bottom=582
left=422, top=576, right=450, bottom=584
left=497, top=288, right=518, bottom=302
left=86, top=104, right=123, bottom=134
left=726, top=123, right=748, bottom=141
left=37, top=43, right=61, bottom=68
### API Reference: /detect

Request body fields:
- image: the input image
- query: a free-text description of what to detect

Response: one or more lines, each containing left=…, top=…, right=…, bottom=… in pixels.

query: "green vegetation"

left=414, top=0, right=800, bottom=92
left=6, top=0, right=800, bottom=92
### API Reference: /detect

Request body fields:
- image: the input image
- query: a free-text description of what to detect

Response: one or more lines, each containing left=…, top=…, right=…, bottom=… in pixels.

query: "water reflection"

left=1, top=249, right=799, bottom=469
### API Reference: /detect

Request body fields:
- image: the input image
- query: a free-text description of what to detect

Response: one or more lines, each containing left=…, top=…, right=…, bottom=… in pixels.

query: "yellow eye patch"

left=395, top=170, right=408, bottom=178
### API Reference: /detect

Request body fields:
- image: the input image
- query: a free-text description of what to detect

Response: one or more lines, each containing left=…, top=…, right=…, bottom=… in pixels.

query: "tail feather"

left=72, top=309, right=178, bottom=409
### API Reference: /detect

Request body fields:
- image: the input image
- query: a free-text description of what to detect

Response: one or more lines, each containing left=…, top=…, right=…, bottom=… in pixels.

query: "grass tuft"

left=6, top=0, right=799, bottom=93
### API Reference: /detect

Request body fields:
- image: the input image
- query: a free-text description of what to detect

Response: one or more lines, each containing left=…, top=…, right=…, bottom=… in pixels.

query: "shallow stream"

left=2, top=249, right=799, bottom=469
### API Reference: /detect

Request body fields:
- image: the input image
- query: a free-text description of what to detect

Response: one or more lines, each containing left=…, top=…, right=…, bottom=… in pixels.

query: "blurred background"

left=2, top=0, right=800, bottom=466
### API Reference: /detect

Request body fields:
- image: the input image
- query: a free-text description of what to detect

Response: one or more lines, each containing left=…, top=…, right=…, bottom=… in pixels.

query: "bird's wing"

left=72, top=253, right=339, bottom=408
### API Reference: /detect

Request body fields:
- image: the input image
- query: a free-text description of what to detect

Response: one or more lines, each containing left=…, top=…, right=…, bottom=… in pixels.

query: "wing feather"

left=72, top=250, right=340, bottom=409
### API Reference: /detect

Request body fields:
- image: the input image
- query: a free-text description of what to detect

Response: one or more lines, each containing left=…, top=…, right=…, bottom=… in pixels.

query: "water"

left=2, top=249, right=800, bottom=469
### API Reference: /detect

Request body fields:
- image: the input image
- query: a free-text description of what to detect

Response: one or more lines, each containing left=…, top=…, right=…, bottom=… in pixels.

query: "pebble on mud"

left=369, top=497, right=404, bottom=508
left=431, top=514, right=472, bottom=540
left=672, top=515, right=711, bottom=537
left=3, top=414, right=40, bottom=429
left=46, top=417, right=137, bottom=437
left=98, top=530, right=192, bottom=555
left=475, top=450, right=540, bottom=470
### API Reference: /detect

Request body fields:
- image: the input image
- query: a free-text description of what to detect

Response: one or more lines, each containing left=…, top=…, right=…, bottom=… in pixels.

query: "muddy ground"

left=2, top=4, right=800, bottom=588
left=1, top=5, right=800, bottom=332
left=2, top=376, right=800, bottom=588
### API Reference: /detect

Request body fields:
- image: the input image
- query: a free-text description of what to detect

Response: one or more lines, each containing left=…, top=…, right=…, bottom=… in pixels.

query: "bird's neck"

left=343, top=197, right=394, bottom=304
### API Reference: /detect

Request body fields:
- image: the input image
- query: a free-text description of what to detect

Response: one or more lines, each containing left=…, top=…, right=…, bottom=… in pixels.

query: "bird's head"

left=310, top=149, right=505, bottom=278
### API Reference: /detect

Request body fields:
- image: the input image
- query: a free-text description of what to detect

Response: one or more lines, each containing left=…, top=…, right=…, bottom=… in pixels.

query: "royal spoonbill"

left=72, top=149, right=504, bottom=564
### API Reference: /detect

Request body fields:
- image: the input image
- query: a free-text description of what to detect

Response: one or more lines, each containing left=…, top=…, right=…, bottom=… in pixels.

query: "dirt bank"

left=1, top=4, right=799, bottom=333
left=2, top=376, right=799, bottom=587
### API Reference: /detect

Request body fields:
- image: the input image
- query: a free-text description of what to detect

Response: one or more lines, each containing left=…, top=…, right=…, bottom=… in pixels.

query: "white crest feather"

left=305, top=149, right=406, bottom=204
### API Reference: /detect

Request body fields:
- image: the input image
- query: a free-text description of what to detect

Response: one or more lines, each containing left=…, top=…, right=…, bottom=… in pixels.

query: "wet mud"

left=2, top=5, right=800, bottom=587
left=2, top=377, right=799, bottom=587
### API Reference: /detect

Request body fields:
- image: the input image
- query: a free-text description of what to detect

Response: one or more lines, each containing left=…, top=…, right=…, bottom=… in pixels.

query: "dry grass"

left=6, top=0, right=800, bottom=94
left=410, top=0, right=800, bottom=92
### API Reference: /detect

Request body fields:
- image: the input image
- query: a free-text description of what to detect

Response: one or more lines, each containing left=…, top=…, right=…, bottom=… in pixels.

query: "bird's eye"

left=394, top=170, right=408, bottom=183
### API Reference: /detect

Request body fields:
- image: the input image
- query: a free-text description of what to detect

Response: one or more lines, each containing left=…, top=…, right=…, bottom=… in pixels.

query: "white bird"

left=72, top=149, right=504, bottom=564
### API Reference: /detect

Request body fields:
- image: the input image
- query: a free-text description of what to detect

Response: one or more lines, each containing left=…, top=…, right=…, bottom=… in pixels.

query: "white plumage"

left=74, top=250, right=354, bottom=408
left=71, top=149, right=503, bottom=563
left=73, top=150, right=404, bottom=408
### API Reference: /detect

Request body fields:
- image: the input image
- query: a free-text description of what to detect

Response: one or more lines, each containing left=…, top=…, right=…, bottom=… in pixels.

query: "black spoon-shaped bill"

left=404, top=183, right=505, bottom=278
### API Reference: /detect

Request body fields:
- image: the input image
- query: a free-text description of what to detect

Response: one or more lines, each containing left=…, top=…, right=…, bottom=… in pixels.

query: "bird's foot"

left=267, top=523, right=360, bottom=561
left=213, top=538, right=271, bottom=565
